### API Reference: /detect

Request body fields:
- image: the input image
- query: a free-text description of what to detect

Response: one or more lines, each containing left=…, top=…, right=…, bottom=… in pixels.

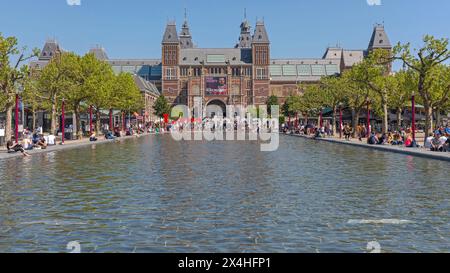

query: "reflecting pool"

left=0, top=135, right=448, bottom=252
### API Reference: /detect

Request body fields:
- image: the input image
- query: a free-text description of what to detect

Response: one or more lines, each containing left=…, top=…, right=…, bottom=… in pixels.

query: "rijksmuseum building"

left=31, top=16, right=392, bottom=119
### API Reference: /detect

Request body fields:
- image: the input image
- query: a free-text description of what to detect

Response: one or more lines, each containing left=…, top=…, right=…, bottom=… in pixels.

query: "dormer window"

left=379, top=40, right=384, bottom=44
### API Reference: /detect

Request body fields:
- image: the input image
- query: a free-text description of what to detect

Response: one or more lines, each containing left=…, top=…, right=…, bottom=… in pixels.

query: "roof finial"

left=184, top=8, right=187, bottom=22
left=244, top=8, right=247, bottom=19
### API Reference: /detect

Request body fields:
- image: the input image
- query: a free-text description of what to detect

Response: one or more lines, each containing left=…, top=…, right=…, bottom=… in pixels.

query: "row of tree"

left=1, top=33, right=143, bottom=141
left=278, top=35, right=450, bottom=138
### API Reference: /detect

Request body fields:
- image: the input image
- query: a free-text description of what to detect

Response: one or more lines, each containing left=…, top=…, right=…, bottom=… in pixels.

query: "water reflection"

left=0, top=135, right=448, bottom=253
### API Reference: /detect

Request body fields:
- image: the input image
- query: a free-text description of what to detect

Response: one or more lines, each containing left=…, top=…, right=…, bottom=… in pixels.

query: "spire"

left=235, top=9, right=252, bottom=48
left=162, top=21, right=179, bottom=44
left=368, top=23, right=391, bottom=50
left=252, top=20, right=270, bottom=44
left=179, top=9, right=193, bottom=49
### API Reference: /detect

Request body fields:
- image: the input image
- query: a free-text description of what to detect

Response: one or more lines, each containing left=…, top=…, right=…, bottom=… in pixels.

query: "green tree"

left=113, top=73, right=143, bottom=129
left=85, top=57, right=115, bottom=134
left=153, top=95, right=171, bottom=120
left=341, top=71, right=372, bottom=136
left=304, top=76, right=346, bottom=134
left=22, top=79, right=42, bottom=130
left=347, top=49, right=392, bottom=133
left=388, top=70, right=416, bottom=130
left=36, top=52, right=79, bottom=135
left=427, top=64, right=450, bottom=127
left=0, top=33, right=39, bottom=141
left=266, top=95, right=279, bottom=117
left=395, top=35, right=450, bottom=138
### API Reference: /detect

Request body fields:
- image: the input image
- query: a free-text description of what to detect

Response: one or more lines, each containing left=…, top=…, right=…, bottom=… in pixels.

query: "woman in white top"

left=424, top=133, right=434, bottom=149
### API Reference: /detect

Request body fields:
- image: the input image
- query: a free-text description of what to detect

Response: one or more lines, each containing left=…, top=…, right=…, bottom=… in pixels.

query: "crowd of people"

left=283, top=121, right=450, bottom=153
left=5, top=128, right=51, bottom=156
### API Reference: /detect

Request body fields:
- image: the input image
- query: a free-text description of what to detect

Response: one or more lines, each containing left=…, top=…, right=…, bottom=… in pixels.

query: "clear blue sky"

left=1, top=0, right=449, bottom=68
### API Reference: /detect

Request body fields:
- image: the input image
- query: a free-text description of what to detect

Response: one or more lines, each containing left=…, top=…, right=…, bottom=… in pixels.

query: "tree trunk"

left=5, top=103, right=13, bottom=142
left=51, top=95, right=58, bottom=135
left=96, top=109, right=101, bottom=135
left=331, top=106, right=337, bottom=136
left=351, top=108, right=359, bottom=137
left=73, top=104, right=83, bottom=139
left=32, top=109, right=36, bottom=131
left=382, top=96, right=389, bottom=133
left=435, top=108, right=441, bottom=128
left=396, top=108, right=402, bottom=132
left=424, top=104, right=433, bottom=142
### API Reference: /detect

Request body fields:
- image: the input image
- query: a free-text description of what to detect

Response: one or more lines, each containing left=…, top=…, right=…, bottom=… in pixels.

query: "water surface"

left=0, top=135, right=448, bottom=252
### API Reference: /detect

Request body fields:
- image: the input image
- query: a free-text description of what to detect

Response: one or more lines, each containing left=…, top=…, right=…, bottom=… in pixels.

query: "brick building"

left=29, top=18, right=392, bottom=120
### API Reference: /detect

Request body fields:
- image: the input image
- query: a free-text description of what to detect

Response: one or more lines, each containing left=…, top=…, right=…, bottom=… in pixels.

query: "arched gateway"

left=206, top=100, right=227, bottom=118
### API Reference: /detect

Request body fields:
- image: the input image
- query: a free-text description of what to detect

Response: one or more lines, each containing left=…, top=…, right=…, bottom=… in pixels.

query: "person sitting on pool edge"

left=431, top=133, right=443, bottom=152
left=6, top=140, right=30, bottom=156
left=105, top=131, right=115, bottom=140
left=89, top=131, right=98, bottom=142
left=37, top=135, right=48, bottom=149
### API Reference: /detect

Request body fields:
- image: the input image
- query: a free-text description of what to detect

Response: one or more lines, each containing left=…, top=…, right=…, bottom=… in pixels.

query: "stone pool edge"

left=285, top=133, right=450, bottom=162
left=0, top=133, right=161, bottom=160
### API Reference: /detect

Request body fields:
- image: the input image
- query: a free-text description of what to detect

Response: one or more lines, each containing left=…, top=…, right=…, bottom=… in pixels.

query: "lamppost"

left=411, top=91, right=416, bottom=142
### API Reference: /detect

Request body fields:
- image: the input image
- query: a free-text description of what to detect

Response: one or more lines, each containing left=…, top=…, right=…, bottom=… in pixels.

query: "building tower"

left=161, top=21, right=180, bottom=105
left=368, top=24, right=392, bottom=73
left=236, top=9, right=252, bottom=48
left=251, top=20, right=270, bottom=106
left=179, top=10, right=194, bottom=49
left=39, top=39, right=62, bottom=61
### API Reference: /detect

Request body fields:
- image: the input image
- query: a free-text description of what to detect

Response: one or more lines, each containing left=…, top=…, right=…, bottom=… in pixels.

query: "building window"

left=232, top=67, right=241, bottom=77
left=256, top=68, right=267, bottom=80
left=193, top=67, right=202, bottom=77
left=180, top=67, right=189, bottom=77
left=165, top=67, right=177, bottom=80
